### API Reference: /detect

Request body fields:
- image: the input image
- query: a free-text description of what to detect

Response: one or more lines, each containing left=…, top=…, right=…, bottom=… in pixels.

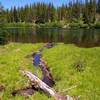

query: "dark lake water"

left=0, top=27, right=100, bottom=47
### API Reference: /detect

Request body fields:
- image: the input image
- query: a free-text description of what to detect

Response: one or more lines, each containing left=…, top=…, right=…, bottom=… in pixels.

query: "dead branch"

left=62, top=85, right=78, bottom=93
left=21, top=70, right=74, bottom=100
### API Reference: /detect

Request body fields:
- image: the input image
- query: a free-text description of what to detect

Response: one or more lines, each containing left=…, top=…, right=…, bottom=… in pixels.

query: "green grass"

left=38, top=21, right=65, bottom=28
left=0, top=43, right=100, bottom=100
left=3, top=22, right=100, bottom=29
left=4, top=22, right=35, bottom=28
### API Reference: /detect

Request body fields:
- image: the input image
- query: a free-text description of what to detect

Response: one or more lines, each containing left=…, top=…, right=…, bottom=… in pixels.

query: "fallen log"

left=21, top=70, right=74, bottom=100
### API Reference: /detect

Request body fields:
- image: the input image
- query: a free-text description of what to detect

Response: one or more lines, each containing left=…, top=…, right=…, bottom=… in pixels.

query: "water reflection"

left=0, top=27, right=100, bottom=47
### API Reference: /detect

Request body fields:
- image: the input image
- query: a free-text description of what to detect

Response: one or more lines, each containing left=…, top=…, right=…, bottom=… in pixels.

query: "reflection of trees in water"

left=6, top=28, right=37, bottom=43
left=36, top=28, right=59, bottom=43
left=79, top=29, right=100, bottom=47
left=1, top=27, right=100, bottom=47
left=63, top=29, right=100, bottom=47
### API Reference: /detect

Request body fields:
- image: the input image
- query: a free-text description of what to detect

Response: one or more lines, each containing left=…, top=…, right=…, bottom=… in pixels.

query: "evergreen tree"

left=83, top=0, right=96, bottom=24
left=13, top=6, right=18, bottom=22
left=0, top=2, right=5, bottom=26
left=97, top=0, right=100, bottom=13
left=0, top=1, right=99, bottom=24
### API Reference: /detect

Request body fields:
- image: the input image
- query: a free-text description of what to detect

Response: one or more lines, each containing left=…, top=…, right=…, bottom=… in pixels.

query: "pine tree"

left=13, top=6, right=18, bottom=22
left=0, top=2, right=4, bottom=26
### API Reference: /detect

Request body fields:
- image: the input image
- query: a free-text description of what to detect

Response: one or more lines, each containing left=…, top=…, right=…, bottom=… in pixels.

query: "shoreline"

left=3, top=22, right=100, bottom=29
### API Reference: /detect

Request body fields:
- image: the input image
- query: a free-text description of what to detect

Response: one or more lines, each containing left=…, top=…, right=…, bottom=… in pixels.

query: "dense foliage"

left=1, top=0, right=100, bottom=25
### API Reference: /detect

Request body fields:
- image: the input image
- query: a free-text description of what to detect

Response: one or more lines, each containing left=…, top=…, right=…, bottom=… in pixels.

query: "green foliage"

left=83, top=0, right=96, bottom=24
left=0, top=0, right=99, bottom=26
left=4, top=22, right=34, bottom=28
left=94, top=21, right=100, bottom=28
left=0, top=43, right=100, bottom=100
left=0, top=3, right=5, bottom=27
left=69, top=23, right=80, bottom=28
left=68, top=23, right=88, bottom=29
left=79, top=23, right=89, bottom=28
left=0, top=3, right=8, bottom=45
left=38, top=21, right=65, bottom=28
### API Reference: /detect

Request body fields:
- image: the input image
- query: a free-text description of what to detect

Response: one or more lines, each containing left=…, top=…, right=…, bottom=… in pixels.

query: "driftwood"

left=21, top=70, right=74, bottom=100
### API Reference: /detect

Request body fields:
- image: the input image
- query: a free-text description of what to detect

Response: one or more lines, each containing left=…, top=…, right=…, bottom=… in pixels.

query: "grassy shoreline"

left=0, top=43, right=100, bottom=100
left=3, top=22, right=100, bottom=29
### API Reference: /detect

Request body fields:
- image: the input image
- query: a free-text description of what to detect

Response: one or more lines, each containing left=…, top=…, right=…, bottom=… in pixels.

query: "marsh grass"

left=0, top=43, right=100, bottom=100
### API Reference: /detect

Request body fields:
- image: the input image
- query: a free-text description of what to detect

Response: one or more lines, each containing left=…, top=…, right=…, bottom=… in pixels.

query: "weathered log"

left=21, top=70, right=74, bottom=100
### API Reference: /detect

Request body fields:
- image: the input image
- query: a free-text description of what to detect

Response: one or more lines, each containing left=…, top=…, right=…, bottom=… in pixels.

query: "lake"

left=0, top=27, right=100, bottom=47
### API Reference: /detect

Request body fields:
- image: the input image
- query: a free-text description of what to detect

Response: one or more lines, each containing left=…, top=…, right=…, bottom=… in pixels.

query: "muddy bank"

left=40, top=59, right=55, bottom=87
left=12, top=86, right=37, bottom=97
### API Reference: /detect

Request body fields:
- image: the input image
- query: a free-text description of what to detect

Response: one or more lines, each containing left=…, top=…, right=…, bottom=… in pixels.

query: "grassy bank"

left=3, top=22, right=64, bottom=28
left=4, top=23, right=35, bottom=28
left=0, top=43, right=100, bottom=100
left=3, top=21, right=100, bottom=29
